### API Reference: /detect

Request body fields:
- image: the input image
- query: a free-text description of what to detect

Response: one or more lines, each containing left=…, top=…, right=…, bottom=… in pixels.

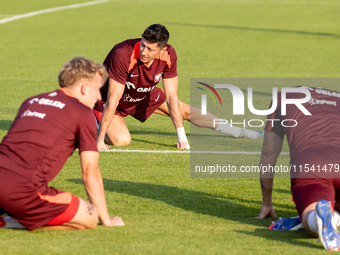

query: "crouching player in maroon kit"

left=95, top=24, right=263, bottom=150
left=256, top=86, right=340, bottom=251
left=0, top=57, right=124, bottom=230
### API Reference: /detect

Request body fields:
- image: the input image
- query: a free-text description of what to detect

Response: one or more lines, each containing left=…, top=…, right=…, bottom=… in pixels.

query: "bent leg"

left=105, top=115, right=131, bottom=147
left=292, top=177, right=339, bottom=238
left=41, top=198, right=99, bottom=230
left=301, top=202, right=318, bottom=237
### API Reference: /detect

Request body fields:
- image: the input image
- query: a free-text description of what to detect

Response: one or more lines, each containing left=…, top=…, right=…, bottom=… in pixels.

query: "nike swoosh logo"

left=131, top=74, right=139, bottom=77
left=155, top=93, right=160, bottom=102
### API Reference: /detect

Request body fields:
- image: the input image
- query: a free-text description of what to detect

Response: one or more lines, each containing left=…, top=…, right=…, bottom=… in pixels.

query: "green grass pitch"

left=0, top=0, right=340, bottom=254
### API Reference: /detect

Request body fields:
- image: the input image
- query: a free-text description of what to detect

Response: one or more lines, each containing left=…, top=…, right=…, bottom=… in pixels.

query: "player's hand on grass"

left=97, top=141, right=109, bottom=150
left=255, top=204, right=277, bottom=219
left=175, top=141, right=190, bottom=150
left=103, top=216, right=125, bottom=226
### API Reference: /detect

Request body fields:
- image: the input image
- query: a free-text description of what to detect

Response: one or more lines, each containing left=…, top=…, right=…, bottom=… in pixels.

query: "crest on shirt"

left=154, top=72, right=163, bottom=83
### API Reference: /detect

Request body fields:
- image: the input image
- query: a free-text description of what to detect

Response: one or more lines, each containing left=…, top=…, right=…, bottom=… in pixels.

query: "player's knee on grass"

left=86, top=207, right=99, bottom=229
left=110, top=134, right=131, bottom=147
left=301, top=202, right=318, bottom=237
left=72, top=199, right=99, bottom=229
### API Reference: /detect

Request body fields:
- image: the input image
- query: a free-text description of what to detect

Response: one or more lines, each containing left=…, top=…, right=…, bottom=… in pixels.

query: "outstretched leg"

left=155, top=101, right=263, bottom=139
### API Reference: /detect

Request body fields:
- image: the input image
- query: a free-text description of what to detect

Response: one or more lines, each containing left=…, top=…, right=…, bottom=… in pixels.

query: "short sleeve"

left=76, top=109, right=98, bottom=152
left=107, top=46, right=130, bottom=85
left=162, top=46, right=178, bottom=79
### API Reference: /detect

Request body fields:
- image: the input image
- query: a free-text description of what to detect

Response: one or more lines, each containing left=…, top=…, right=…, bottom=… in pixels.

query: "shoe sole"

left=316, top=200, right=340, bottom=251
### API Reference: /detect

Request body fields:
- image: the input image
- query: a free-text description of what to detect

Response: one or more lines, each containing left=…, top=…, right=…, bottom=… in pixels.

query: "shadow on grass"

left=130, top=130, right=237, bottom=139
left=131, top=138, right=171, bottom=147
left=274, top=188, right=291, bottom=194
left=165, top=22, right=340, bottom=38
left=234, top=229, right=321, bottom=250
left=0, top=120, right=12, bottom=131
left=130, top=130, right=175, bottom=136
left=69, top=179, right=295, bottom=228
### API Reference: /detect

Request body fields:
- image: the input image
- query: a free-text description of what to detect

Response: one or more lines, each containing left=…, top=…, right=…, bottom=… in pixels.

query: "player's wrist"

left=262, top=198, right=273, bottom=206
left=99, top=215, right=112, bottom=226
left=176, top=127, right=190, bottom=149
left=176, top=127, right=187, bottom=143
left=96, top=133, right=106, bottom=144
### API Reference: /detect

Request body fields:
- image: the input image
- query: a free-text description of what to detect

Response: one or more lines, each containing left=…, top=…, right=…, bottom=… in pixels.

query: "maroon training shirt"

left=0, top=88, right=98, bottom=185
left=265, top=87, right=340, bottom=162
left=101, top=38, right=178, bottom=107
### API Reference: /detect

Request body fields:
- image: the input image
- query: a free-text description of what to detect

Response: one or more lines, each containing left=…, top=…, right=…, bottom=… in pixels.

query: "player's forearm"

left=259, top=154, right=276, bottom=206
left=83, top=169, right=111, bottom=226
left=97, top=98, right=118, bottom=142
left=166, top=94, right=184, bottom=129
left=258, top=131, right=283, bottom=205
left=259, top=176, right=274, bottom=206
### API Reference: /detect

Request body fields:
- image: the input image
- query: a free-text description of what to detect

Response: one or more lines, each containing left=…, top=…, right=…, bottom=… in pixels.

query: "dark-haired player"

left=95, top=24, right=263, bottom=150
left=256, top=86, right=340, bottom=251
left=0, top=57, right=124, bottom=230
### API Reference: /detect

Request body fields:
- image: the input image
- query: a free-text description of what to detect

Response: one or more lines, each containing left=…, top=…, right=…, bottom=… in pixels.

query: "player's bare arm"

left=97, top=78, right=125, bottom=150
left=255, top=131, right=283, bottom=219
left=162, top=76, right=189, bottom=149
left=80, top=150, right=124, bottom=226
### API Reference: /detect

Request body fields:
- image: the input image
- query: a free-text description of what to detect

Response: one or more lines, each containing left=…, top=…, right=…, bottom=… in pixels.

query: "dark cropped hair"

left=142, top=24, right=169, bottom=48
left=58, top=56, right=108, bottom=88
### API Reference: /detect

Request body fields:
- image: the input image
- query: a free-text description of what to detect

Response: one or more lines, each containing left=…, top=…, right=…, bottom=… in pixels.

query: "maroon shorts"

left=94, top=87, right=166, bottom=123
left=291, top=149, right=340, bottom=217
left=0, top=168, right=79, bottom=231
left=291, top=178, right=340, bottom=217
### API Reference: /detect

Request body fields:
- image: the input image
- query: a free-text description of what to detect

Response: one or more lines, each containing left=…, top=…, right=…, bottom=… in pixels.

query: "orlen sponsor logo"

left=126, top=82, right=156, bottom=93
left=28, top=97, right=65, bottom=109
left=315, top=87, right=340, bottom=98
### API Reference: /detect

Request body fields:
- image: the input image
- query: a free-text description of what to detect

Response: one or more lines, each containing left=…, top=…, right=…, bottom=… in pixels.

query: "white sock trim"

left=333, top=210, right=340, bottom=227
left=215, top=120, right=241, bottom=137
left=308, top=211, right=318, bottom=233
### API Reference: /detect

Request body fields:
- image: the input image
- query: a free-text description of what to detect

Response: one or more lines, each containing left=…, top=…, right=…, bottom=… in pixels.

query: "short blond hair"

left=58, top=56, right=108, bottom=88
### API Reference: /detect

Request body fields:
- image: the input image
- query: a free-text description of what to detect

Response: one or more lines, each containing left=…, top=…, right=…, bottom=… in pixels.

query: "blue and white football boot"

left=269, top=216, right=303, bottom=231
left=316, top=200, right=340, bottom=251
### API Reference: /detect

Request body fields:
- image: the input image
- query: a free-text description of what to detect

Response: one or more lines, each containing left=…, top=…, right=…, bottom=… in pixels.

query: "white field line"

left=0, top=0, right=108, bottom=25
left=99, top=149, right=290, bottom=155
